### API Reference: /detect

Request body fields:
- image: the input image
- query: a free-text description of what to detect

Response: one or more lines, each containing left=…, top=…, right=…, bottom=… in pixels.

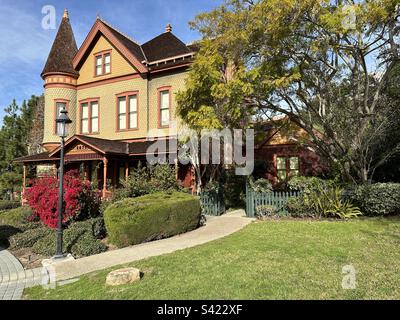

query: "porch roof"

left=14, top=152, right=59, bottom=163
left=14, top=136, right=178, bottom=164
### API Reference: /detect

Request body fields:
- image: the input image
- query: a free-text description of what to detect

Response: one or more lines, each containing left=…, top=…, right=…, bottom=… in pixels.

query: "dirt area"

left=10, top=248, right=48, bottom=269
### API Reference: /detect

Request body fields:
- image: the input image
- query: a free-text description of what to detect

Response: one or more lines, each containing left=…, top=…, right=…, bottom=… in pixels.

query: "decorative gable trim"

left=72, top=20, right=147, bottom=74
left=49, top=135, right=105, bottom=157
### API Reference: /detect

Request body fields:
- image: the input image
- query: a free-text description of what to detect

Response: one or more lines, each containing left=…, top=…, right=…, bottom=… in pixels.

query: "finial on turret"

left=96, top=12, right=101, bottom=20
left=63, top=8, right=69, bottom=19
left=165, top=23, right=172, bottom=32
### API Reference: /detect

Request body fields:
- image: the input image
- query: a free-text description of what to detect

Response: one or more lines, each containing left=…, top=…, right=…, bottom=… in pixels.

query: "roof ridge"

left=99, top=18, right=141, bottom=47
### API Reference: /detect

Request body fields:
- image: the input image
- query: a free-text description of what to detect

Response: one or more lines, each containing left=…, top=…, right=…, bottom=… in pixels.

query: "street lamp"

left=54, top=108, right=72, bottom=259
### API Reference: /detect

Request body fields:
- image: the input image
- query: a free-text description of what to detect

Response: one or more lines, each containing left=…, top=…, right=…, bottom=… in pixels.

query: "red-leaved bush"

left=25, top=170, right=101, bottom=228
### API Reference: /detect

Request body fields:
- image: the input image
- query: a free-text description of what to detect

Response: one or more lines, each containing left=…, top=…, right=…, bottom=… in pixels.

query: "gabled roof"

left=49, top=135, right=129, bottom=157
left=142, top=32, right=191, bottom=62
left=72, top=18, right=147, bottom=73
left=41, top=10, right=78, bottom=78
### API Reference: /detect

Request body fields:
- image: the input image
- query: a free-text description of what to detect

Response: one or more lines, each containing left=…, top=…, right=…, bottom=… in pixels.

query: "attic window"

left=95, top=51, right=111, bottom=76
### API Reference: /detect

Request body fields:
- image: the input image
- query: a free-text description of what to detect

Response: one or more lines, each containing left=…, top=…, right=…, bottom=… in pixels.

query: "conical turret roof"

left=41, top=9, right=78, bottom=78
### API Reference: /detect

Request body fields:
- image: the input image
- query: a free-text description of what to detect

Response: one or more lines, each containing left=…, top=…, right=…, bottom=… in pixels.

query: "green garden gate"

left=200, top=188, right=225, bottom=216
left=245, top=183, right=299, bottom=217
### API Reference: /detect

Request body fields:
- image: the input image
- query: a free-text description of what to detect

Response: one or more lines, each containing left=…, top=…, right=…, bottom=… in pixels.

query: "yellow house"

left=15, top=9, right=196, bottom=197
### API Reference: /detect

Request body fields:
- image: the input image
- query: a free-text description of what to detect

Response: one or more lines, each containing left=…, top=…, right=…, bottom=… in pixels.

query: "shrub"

left=286, top=186, right=362, bottom=219
left=78, top=217, right=107, bottom=239
left=288, top=176, right=335, bottom=194
left=0, top=200, right=21, bottom=211
left=350, top=183, right=400, bottom=216
left=25, top=170, right=101, bottom=228
left=104, top=192, right=201, bottom=247
left=32, top=220, right=107, bottom=258
left=9, top=227, right=52, bottom=250
left=255, top=205, right=279, bottom=219
left=113, top=164, right=181, bottom=201
left=249, top=177, right=273, bottom=193
left=0, top=206, right=34, bottom=229
left=286, top=197, right=312, bottom=218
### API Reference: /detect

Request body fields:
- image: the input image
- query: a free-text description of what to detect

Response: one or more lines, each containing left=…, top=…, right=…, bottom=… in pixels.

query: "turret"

left=41, top=9, right=78, bottom=151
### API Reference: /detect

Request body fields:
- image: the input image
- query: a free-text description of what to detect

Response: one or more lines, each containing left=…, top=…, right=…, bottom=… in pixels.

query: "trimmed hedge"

left=0, top=200, right=21, bottom=211
left=350, top=183, right=400, bottom=216
left=104, top=192, right=201, bottom=247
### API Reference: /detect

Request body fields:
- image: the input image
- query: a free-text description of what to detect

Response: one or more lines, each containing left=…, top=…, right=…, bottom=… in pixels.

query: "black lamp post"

left=54, top=108, right=72, bottom=259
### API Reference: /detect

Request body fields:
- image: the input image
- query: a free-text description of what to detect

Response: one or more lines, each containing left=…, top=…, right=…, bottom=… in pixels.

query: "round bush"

left=350, top=183, right=400, bottom=216
left=104, top=192, right=201, bottom=247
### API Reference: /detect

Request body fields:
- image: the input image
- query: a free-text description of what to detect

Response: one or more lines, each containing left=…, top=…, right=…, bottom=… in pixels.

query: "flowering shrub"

left=25, top=170, right=101, bottom=228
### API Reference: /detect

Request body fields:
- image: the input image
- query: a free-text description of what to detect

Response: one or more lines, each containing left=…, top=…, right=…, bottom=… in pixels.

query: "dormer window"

left=94, top=51, right=111, bottom=76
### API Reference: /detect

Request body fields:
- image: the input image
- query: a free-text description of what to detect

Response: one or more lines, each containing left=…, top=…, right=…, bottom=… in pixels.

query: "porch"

left=14, top=135, right=193, bottom=199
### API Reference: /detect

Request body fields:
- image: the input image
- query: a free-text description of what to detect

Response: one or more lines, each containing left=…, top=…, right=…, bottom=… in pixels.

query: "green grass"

left=24, top=217, right=400, bottom=300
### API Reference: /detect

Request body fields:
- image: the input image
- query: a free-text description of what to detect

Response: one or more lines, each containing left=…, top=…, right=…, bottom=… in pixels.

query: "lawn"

left=24, top=217, right=400, bottom=300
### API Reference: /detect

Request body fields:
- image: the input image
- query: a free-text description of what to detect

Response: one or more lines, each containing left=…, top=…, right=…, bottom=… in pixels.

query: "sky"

left=0, top=0, right=224, bottom=125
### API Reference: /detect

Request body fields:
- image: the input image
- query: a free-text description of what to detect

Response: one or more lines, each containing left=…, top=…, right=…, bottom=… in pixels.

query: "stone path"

left=0, top=249, right=42, bottom=300
left=53, top=210, right=254, bottom=281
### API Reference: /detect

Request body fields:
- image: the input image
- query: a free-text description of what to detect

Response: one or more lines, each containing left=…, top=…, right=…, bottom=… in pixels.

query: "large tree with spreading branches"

left=177, top=0, right=400, bottom=183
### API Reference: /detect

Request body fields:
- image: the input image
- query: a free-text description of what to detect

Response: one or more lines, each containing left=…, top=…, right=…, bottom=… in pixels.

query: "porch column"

left=102, top=157, right=108, bottom=198
left=125, top=160, right=129, bottom=182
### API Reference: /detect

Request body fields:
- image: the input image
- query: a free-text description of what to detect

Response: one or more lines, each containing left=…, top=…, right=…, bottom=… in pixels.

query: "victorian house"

left=15, top=10, right=324, bottom=197
left=15, top=10, right=195, bottom=197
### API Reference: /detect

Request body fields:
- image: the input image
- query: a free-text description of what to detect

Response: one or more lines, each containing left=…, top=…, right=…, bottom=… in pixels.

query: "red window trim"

left=157, top=86, right=171, bottom=129
left=79, top=98, right=100, bottom=135
left=94, top=49, right=112, bottom=77
left=115, top=91, right=139, bottom=132
left=54, top=99, right=70, bottom=134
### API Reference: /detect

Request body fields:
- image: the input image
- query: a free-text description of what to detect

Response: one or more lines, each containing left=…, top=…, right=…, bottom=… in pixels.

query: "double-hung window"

left=276, top=156, right=300, bottom=182
left=117, top=92, right=138, bottom=131
left=158, top=88, right=170, bottom=127
left=80, top=100, right=99, bottom=134
left=95, top=51, right=111, bottom=76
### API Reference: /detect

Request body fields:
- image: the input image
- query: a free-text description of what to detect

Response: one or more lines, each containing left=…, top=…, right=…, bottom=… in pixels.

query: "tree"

left=179, top=0, right=400, bottom=183
left=0, top=95, right=41, bottom=198
left=26, top=95, right=45, bottom=155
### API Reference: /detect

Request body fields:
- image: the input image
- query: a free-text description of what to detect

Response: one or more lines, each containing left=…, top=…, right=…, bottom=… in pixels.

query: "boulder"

left=106, top=267, right=141, bottom=286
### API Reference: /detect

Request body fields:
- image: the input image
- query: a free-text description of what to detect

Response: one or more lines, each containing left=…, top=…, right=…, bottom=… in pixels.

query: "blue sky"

left=0, top=0, right=223, bottom=124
